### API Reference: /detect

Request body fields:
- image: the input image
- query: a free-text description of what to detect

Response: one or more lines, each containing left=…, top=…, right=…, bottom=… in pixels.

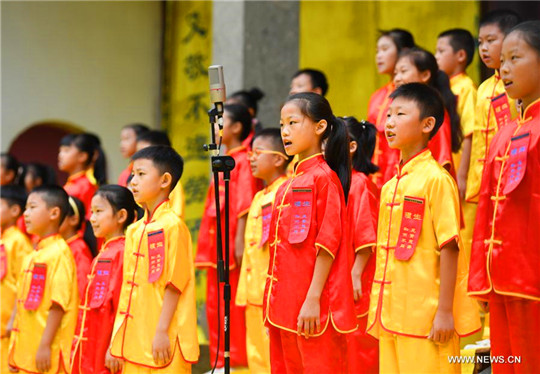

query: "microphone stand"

left=204, top=106, right=235, bottom=374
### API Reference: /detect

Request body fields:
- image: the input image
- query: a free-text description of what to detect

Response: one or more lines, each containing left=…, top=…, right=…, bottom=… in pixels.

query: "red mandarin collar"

left=520, top=98, right=540, bottom=123
left=293, top=153, right=324, bottom=176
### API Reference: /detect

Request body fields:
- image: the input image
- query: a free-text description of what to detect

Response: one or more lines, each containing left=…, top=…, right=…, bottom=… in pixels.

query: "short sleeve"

left=165, top=222, right=193, bottom=293
left=315, top=180, right=343, bottom=258
left=50, top=249, right=76, bottom=311
left=428, top=173, right=461, bottom=249
left=352, top=187, right=378, bottom=252
left=459, top=84, right=477, bottom=137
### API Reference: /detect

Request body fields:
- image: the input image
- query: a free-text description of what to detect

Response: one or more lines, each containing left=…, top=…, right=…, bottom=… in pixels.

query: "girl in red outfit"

left=368, top=29, right=415, bottom=188
left=71, top=185, right=137, bottom=374
left=60, top=196, right=94, bottom=298
left=342, top=117, right=380, bottom=374
left=264, top=93, right=357, bottom=373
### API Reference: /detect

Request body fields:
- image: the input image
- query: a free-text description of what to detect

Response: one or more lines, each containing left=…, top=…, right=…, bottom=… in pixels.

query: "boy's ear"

left=9, top=204, right=22, bottom=219
left=160, top=172, right=173, bottom=191
left=456, top=49, right=467, bottom=65
left=315, top=119, right=327, bottom=136
left=49, top=206, right=61, bottom=222
left=422, top=116, right=436, bottom=134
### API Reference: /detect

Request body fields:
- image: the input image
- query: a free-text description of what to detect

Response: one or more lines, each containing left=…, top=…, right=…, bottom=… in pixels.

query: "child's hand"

left=152, top=330, right=171, bottom=366
left=351, top=269, right=363, bottom=302
left=428, top=309, right=454, bottom=344
left=35, top=343, right=51, bottom=373
left=478, top=300, right=489, bottom=313
left=457, top=172, right=467, bottom=200
left=105, top=349, right=124, bottom=373
left=297, top=296, right=320, bottom=338
left=8, top=365, right=18, bottom=373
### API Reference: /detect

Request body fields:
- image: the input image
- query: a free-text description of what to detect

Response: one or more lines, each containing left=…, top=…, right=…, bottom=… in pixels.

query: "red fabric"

left=264, top=155, right=357, bottom=334
left=469, top=100, right=540, bottom=300
left=346, top=316, right=379, bottom=374
left=206, top=267, right=247, bottom=368
left=64, top=172, right=97, bottom=220
left=347, top=171, right=379, bottom=317
left=489, top=294, right=540, bottom=374
left=242, top=130, right=254, bottom=151
left=428, top=111, right=456, bottom=178
left=117, top=163, right=133, bottom=187
left=71, top=237, right=124, bottom=374
left=196, top=146, right=262, bottom=268
left=67, top=235, right=94, bottom=298
left=268, top=323, right=347, bottom=374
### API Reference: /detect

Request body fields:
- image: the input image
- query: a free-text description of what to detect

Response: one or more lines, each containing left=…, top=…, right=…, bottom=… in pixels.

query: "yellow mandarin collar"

left=143, top=199, right=171, bottom=224
left=520, top=97, right=540, bottom=123
left=293, top=153, right=323, bottom=176
left=265, top=175, right=288, bottom=194
left=36, top=233, right=63, bottom=251
left=1, top=225, right=17, bottom=238
left=398, top=148, right=431, bottom=176
left=450, top=72, right=465, bottom=84
left=100, top=236, right=125, bottom=252
left=227, top=145, right=246, bottom=156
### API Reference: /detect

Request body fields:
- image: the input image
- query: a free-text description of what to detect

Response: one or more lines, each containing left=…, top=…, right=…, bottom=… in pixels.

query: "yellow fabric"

left=379, top=329, right=461, bottom=374
left=299, top=1, right=480, bottom=120
left=460, top=201, right=477, bottom=267
left=368, top=150, right=480, bottom=338
left=1, top=226, right=32, bottom=337
left=465, top=72, right=517, bottom=202
left=8, top=234, right=78, bottom=373
left=244, top=305, right=270, bottom=374
left=111, top=201, right=199, bottom=366
left=236, top=175, right=288, bottom=307
left=460, top=348, right=476, bottom=374
left=121, top=342, right=190, bottom=374
left=450, top=73, right=477, bottom=169
left=1, top=337, right=9, bottom=374
left=169, top=181, right=186, bottom=219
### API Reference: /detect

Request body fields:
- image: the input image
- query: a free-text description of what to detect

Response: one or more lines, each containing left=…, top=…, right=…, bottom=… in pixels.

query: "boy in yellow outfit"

left=0, top=186, right=33, bottom=373
left=435, top=28, right=478, bottom=264
left=108, top=145, right=198, bottom=373
left=465, top=10, right=521, bottom=204
left=8, top=185, right=78, bottom=373
left=236, top=129, right=291, bottom=373
left=367, top=83, right=481, bottom=373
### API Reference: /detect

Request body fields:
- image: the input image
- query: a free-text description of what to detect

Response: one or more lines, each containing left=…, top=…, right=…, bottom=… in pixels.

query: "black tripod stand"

left=204, top=106, right=235, bottom=374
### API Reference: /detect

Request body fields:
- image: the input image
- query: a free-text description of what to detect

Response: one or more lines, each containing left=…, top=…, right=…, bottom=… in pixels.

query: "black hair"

left=66, top=195, right=86, bottom=231
left=438, top=28, right=476, bottom=66
left=131, top=146, right=183, bottom=192
left=229, top=88, right=265, bottom=115
left=390, top=83, right=446, bottom=140
left=342, top=117, right=379, bottom=175
left=399, top=48, right=462, bottom=152
left=123, top=123, right=150, bottom=136
left=21, top=162, right=57, bottom=188
left=507, top=21, right=540, bottom=57
left=136, top=130, right=171, bottom=147
left=285, top=92, right=351, bottom=199
left=1, top=153, right=20, bottom=184
left=60, top=133, right=108, bottom=185
left=224, top=104, right=252, bottom=141
left=292, top=69, right=329, bottom=96
left=253, top=128, right=294, bottom=166
left=31, top=185, right=70, bottom=223
left=0, top=184, right=27, bottom=211
left=95, top=185, right=138, bottom=231
left=379, top=28, right=416, bottom=53
left=480, top=9, right=522, bottom=35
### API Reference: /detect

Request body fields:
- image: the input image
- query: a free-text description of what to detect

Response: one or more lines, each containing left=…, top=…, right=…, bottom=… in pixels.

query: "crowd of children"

left=0, top=9, right=539, bottom=374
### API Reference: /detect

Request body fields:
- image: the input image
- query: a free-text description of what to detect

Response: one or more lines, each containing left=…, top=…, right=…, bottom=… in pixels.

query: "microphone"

left=209, top=65, right=226, bottom=115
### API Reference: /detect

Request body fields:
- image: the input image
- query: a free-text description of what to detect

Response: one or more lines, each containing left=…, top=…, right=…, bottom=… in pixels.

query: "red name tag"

left=24, top=263, right=47, bottom=310
left=0, top=243, right=6, bottom=281
left=89, top=259, right=112, bottom=309
left=503, top=132, right=530, bottom=195
left=148, top=229, right=165, bottom=283
left=395, top=196, right=425, bottom=261
left=289, top=188, right=313, bottom=244
left=259, top=203, right=273, bottom=248
left=492, top=93, right=512, bottom=129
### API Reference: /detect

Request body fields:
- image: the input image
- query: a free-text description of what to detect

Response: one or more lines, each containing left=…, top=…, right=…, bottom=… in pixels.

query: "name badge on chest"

left=24, top=263, right=47, bottom=310
left=503, top=132, right=530, bottom=195
left=491, top=93, right=512, bottom=129
left=89, top=259, right=113, bottom=308
left=148, top=229, right=165, bottom=283
left=0, top=244, right=6, bottom=280
left=395, top=196, right=425, bottom=261
left=289, top=188, right=313, bottom=244
left=259, top=203, right=273, bottom=248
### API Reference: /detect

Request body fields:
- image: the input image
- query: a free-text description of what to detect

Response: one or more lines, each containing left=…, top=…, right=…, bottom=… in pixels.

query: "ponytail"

left=285, top=93, right=351, bottom=200
left=66, top=133, right=108, bottom=185
left=342, top=117, right=379, bottom=175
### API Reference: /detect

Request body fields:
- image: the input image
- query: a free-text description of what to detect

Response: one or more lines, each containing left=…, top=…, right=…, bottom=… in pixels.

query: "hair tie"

left=68, top=196, right=80, bottom=222
left=360, top=119, right=366, bottom=129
